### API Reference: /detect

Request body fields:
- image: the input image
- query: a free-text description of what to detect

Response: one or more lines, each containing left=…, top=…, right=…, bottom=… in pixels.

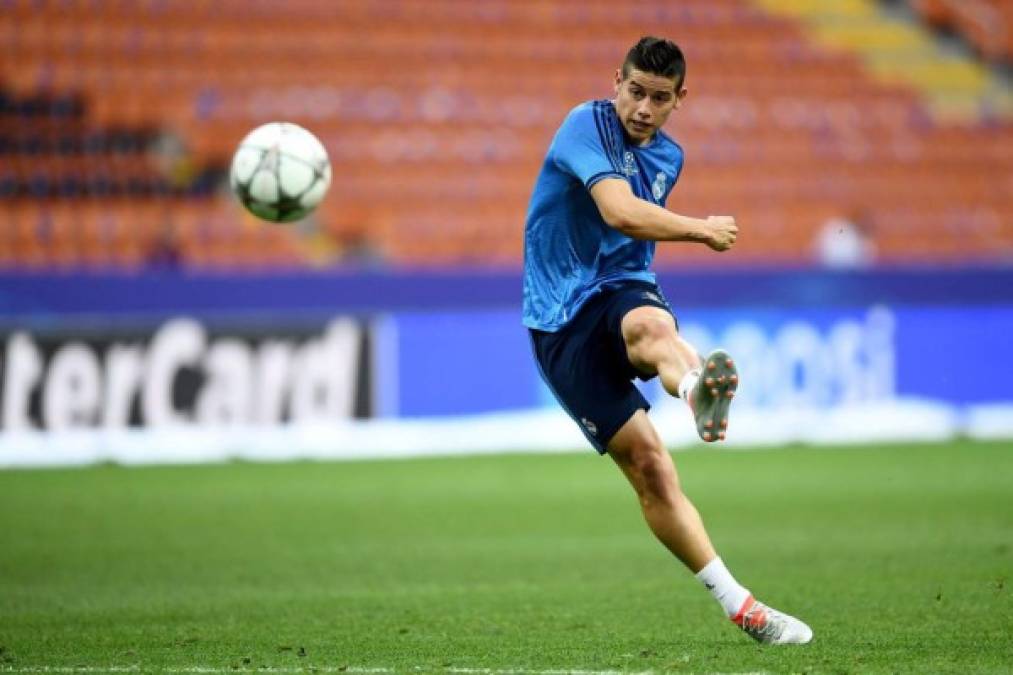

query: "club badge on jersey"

left=652, top=172, right=667, bottom=201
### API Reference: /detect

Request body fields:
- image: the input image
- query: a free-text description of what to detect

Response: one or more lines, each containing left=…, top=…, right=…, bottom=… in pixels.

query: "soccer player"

left=522, top=36, right=813, bottom=645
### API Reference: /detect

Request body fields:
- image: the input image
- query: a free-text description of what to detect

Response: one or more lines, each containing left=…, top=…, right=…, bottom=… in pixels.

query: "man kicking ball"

left=522, top=36, right=812, bottom=645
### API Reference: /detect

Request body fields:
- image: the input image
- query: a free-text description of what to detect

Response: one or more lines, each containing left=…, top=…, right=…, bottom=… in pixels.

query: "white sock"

left=677, top=369, right=701, bottom=403
left=695, top=557, right=751, bottom=617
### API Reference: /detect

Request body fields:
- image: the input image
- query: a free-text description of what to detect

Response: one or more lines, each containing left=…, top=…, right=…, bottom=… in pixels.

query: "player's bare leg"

left=608, top=412, right=813, bottom=644
left=615, top=307, right=813, bottom=644
left=620, top=306, right=700, bottom=397
left=607, top=410, right=716, bottom=571
left=622, top=306, right=738, bottom=442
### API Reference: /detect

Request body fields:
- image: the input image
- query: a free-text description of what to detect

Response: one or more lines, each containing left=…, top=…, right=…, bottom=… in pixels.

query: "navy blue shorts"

left=529, top=281, right=677, bottom=455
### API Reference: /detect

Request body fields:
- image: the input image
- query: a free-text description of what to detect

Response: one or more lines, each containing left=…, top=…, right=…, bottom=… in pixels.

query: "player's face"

left=613, top=68, right=686, bottom=144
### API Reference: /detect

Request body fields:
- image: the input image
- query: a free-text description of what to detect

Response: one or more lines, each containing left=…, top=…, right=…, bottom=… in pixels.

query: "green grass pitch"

left=0, top=440, right=1010, bottom=674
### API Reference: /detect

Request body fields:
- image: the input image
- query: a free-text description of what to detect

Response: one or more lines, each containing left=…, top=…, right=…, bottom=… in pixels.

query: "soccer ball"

left=230, top=122, right=331, bottom=223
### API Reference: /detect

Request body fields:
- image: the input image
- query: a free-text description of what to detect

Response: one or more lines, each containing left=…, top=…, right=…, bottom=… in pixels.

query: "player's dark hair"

left=621, top=36, right=686, bottom=87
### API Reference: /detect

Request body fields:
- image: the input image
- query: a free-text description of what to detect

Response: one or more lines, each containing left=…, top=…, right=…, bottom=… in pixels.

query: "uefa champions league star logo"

left=652, top=172, right=666, bottom=201
left=623, top=151, right=639, bottom=177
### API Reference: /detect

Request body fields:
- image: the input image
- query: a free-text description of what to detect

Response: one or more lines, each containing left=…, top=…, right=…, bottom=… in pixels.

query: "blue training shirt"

left=522, top=99, right=685, bottom=332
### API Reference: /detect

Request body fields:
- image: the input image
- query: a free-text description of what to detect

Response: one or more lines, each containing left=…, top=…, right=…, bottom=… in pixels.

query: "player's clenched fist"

left=705, top=215, right=738, bottom=251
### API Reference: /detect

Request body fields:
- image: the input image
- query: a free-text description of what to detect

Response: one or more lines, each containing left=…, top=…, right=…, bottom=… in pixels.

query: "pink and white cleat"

left=732, top=595, right=813, bottom=645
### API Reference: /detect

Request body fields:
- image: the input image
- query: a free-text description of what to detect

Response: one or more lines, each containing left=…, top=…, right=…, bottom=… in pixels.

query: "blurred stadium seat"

left=0, top=0, right=1010, bottom=268
left=913, top=0, right=1012, bottom=63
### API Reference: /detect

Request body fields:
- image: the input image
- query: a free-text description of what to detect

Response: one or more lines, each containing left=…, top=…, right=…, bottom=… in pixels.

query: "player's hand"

left=704, top=215, right=738, bottom=251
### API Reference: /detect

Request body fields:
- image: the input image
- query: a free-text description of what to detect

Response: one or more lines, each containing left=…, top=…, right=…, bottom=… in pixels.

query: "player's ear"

left=674, top=86, right=688, bottom=109
left=614, top=68, right=622, bottom=94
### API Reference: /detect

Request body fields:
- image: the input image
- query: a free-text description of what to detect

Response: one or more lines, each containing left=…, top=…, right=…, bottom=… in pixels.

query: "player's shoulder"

left=561, top=99, right=614, bottom=127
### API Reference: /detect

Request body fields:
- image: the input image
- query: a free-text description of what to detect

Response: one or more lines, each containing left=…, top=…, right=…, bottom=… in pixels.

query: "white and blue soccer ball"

left=230, top=122, right=331, bottom=223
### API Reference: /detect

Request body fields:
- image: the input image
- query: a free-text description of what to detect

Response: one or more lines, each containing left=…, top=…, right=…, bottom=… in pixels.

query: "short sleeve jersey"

left=522, top=99, right=685, bottom=331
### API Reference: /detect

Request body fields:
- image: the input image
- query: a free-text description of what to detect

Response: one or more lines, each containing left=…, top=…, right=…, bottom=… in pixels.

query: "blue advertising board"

left=386, top=303, right=1013, bottom=416
left=2, top=266, right=1012, bottom=424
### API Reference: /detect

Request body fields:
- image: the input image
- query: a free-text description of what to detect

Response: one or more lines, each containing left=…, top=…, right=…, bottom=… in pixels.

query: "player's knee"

left=624, top=434, right=681, bottom=507
left=623, top=313, right=673, bottom=355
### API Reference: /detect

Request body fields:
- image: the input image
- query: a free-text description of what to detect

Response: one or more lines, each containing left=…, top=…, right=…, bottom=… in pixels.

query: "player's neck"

left=624, top=128, right=656, bottom=148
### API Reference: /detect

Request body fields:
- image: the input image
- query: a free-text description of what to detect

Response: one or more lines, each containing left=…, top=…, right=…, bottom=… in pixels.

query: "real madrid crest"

left=652, top=172, right=666, bottom=201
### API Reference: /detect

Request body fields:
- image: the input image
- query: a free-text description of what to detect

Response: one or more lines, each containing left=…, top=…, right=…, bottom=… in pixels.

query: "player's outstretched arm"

left=590, top=178, right=737, bottom=251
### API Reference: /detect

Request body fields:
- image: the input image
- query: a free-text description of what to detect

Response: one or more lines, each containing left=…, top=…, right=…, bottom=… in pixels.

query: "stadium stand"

left=912, top=0, right=1012, bottom=63
left=0, top=0, right=1010, bottom=268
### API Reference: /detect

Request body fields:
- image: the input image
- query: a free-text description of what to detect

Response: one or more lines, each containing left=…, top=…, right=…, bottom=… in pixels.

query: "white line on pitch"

left=0, top=667, right=771, bottom=675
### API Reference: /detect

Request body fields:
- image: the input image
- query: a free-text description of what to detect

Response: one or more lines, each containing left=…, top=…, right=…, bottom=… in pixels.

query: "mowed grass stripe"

left=0, top=440, right=1010, bottom=674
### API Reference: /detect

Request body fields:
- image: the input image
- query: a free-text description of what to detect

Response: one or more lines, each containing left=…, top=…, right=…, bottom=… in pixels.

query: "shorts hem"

left=590, top=402, right=651, bottom=455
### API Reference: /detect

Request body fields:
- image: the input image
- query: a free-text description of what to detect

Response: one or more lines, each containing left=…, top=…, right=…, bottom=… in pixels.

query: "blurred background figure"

left=813, top=209, right=877, bottom=269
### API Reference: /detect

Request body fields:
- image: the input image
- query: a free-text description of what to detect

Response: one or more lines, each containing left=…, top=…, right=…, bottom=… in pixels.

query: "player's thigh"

left=551, top=366, right=649, bottom=455
left=620, top=305, right=680, bottom=372
left=531, top=330, right=649, bottom=454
